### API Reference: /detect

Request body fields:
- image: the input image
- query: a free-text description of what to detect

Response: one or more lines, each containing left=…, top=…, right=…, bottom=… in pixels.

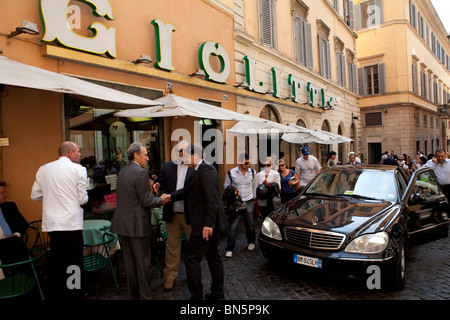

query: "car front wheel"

left=390, top=241, right=406, bottom=290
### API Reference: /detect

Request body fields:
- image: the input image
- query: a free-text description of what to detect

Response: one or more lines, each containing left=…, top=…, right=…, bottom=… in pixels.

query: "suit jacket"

left=156, top=161, right=194, bottom=223
left=110, top=162, right=162, bottom=237
left=172, top=161, right=227, bottom=237
left=0, top=201, right=28, bottom=237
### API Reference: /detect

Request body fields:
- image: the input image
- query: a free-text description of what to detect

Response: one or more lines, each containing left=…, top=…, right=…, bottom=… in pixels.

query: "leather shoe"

left=205, top=292, right=224, bottom=300
left=163, top=279, right=174, bottom=290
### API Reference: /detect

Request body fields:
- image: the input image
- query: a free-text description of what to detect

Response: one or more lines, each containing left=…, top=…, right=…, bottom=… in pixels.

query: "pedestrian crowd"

left=2, top=140, right=450, bottom=301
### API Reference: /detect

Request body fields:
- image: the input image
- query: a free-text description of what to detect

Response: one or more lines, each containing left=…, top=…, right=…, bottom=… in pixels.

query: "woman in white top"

left=256, top=157, right=281, bottom=218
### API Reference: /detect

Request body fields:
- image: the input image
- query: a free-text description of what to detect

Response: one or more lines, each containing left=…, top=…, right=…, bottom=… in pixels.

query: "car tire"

left=391, top=241, right=406, bottom=290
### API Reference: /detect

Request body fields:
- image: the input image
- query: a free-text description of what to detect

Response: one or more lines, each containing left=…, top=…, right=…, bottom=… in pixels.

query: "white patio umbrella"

left=0, top=56, right=161, bottom=109
left=227, top=116, right=300, bottom=134
left=315, top=131, right=353, bottom=144
left=114, top=94, right=258, bottom=121
left=281, top=125, right=334, bottom=143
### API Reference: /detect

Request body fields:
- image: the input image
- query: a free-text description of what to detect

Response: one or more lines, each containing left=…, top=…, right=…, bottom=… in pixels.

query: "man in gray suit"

left=110, top=142, right=169, bottom=300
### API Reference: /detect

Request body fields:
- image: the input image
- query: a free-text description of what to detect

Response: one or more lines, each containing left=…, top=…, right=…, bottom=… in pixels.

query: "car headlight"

left=345, top=232, right=389, bottom=254
left=261, top=217, right=282, bottom=241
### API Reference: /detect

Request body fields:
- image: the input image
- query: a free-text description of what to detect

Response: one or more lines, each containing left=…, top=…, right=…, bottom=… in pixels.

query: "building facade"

left=233, top=0, right=360, bottom=167
left=355, top=0, right=450, bottom=163
left=0, top=0, right=240, bottom=222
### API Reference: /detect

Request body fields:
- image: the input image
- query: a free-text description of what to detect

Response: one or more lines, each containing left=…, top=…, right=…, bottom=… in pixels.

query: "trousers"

left=164, top=212, right=191, bottom=280
left=183, top=233, right=224, bottom=300
left=120, top=235, right=152, bottom=300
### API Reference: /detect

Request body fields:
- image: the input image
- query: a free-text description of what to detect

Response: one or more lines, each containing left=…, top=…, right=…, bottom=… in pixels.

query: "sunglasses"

left=264, top=164, right=271, bottom=167
left=279, top=164, right=285, bottom=167
left=244, top=162, right=250, bottom=165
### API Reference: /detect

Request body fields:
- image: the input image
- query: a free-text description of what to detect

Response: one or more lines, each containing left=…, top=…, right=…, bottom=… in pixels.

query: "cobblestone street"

left=82, top=216, right=449, bottom=301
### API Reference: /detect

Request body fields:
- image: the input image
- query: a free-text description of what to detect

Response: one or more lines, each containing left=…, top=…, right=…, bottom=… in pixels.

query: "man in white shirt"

left=295, top=147, right=322, bottom=193
left=425, top=149, right=450, bottom=203
left=223, top=153, right=257, bottom=258
left=31, top=141, right=88, bottom=300
left=256, top=157, right=281, bottom=218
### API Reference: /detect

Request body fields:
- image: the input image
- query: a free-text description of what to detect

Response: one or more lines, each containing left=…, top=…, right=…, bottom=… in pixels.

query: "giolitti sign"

left=38, top=0, right=339, bottom=109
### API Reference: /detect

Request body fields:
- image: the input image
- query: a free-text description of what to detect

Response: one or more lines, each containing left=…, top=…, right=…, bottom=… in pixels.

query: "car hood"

left=273, top=195, right=399, bottom=237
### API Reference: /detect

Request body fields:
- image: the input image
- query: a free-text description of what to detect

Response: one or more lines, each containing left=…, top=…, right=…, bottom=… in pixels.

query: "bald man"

left=31, top=141, right=88, bottom=300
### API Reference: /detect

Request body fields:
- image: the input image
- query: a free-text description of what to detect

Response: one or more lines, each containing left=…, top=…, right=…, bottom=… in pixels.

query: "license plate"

left=293, top=254, right=322, bottom=269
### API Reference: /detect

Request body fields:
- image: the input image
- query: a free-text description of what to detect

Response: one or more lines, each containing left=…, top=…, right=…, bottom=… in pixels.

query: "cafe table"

left=83, top=219, right=120, bottom=255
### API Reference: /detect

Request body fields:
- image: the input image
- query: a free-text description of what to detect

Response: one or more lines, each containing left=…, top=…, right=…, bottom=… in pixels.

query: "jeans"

left=225, top=200, right=255, bottom=252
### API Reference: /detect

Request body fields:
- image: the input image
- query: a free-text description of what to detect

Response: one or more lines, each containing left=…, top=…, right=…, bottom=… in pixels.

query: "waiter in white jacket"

left=31, top=141, right=88, bottom=300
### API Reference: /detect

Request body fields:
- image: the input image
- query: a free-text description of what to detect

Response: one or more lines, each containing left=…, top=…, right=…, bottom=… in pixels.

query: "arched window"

left=259, top=105, right=280, bottom=122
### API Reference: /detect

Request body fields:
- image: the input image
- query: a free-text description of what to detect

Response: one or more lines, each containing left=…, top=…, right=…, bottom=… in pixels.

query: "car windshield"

left=305, top=169, right=398, bottom=202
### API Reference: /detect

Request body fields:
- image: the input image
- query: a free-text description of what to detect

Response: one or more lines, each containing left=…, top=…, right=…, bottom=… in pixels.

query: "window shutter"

left=304, top=22, right=313, bottom=68
left=336, top=52, right=341, bottom=85
left=342, top=54, right=347, bottom=88
left=352, top=63, right=357, bottom=93
left=294, top=16, right=303, bottom=64
left=354, top=3, right=361, bottom=30
left=412, top=63, right=418, bottom=94
left=378, top=63, right=386, bottom=94
left=326, top=41, right=332, bottom=80
left=319, top=35, right=325, bottom=77
left=260, top=0, right=274, bottom=48
left=347, top=0, right=355, bottom=30
left=358, top=67, right=367, bottom=96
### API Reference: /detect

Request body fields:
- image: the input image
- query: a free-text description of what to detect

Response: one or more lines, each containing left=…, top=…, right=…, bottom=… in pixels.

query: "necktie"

left=0, top=209, right=13, bottom=238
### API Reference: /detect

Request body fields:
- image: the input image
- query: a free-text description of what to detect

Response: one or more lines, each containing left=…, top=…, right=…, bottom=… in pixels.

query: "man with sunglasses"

left=223, top=153, right=257, bottom=258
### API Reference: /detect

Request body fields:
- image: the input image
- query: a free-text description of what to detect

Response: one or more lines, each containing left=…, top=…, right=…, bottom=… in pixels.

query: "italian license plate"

left=293, top=254, right=322, bottom=269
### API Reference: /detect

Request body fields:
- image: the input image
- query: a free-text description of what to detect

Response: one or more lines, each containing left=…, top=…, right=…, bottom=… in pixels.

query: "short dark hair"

left=0, top=181, right=7, bottom=188
left=238, top=152, right=250, bottom=163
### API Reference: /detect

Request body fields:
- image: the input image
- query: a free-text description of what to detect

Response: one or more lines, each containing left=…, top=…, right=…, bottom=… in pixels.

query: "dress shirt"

left=31, top=156, right=88, bottom=232
left=425, top=159, right=450, bottom=185
left=224, top=166, right=256, bottom=202
left=173, top=162, right=188, bottom=212
left=0, top=209, right=12, bottom=238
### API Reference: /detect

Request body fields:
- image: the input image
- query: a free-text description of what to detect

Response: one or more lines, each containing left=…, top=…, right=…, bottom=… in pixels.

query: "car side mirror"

left=408, top=193, right=422, bottom=206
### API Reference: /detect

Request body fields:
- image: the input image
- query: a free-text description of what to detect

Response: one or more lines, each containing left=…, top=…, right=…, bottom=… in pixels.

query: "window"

left=418, top=12, right=424, bottom=39
left=336, top=52, right=346, bottom=87
left=348, top=61, right=357, bottom=93
left=294, top=15, right=313, bottom=68
left=355, top=0, right=383, bottom=29
left=259, top=0, right=275, bottom=48
left=412, top=63, right=418, bottom=94
left=423, top=114, right=427, bottom=128
left=420, top=70, right=427, bottom=99
left=343, top=0, right=355, bottom=30
left=358, top=64, right=385, bottom=96
left=410, top=1, right=417, bottom=30
left=319, top=34, right=332, bottom=79
left=365, top=112, right=382, bottom=126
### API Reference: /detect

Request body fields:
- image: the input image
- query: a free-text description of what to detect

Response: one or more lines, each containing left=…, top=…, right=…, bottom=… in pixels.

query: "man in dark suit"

left=172, top=143, right=227, bottom=300
left=154, top=140, right=194, bottom=290
left=110, top=142, right=169, bottom=300
left=0, top=181, right=29, bottom=264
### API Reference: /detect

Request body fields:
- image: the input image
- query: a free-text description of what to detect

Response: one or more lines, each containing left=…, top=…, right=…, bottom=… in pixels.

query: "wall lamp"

left=132, top=54, right=152, bottom=64
left=189, top=69, right=206, bottom=77
left=7, top=20, right=40, bottom=38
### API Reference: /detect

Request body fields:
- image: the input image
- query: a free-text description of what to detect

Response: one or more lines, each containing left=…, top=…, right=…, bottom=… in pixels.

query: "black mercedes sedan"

left=258, top=165, right=449, bottom=290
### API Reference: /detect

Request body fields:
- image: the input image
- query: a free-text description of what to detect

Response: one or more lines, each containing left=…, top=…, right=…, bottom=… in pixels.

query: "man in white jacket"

left=31, top=141, right=88, bottom=300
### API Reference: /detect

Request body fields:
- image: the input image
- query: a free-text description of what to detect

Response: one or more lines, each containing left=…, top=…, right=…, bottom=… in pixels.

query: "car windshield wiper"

left=335, top=193, right=378, bottom=200
left=305, top=192, right=344, bottom=198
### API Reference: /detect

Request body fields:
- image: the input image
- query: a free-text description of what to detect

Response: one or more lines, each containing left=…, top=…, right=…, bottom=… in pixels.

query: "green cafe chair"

left=0, top=248, right=46, bottom=300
